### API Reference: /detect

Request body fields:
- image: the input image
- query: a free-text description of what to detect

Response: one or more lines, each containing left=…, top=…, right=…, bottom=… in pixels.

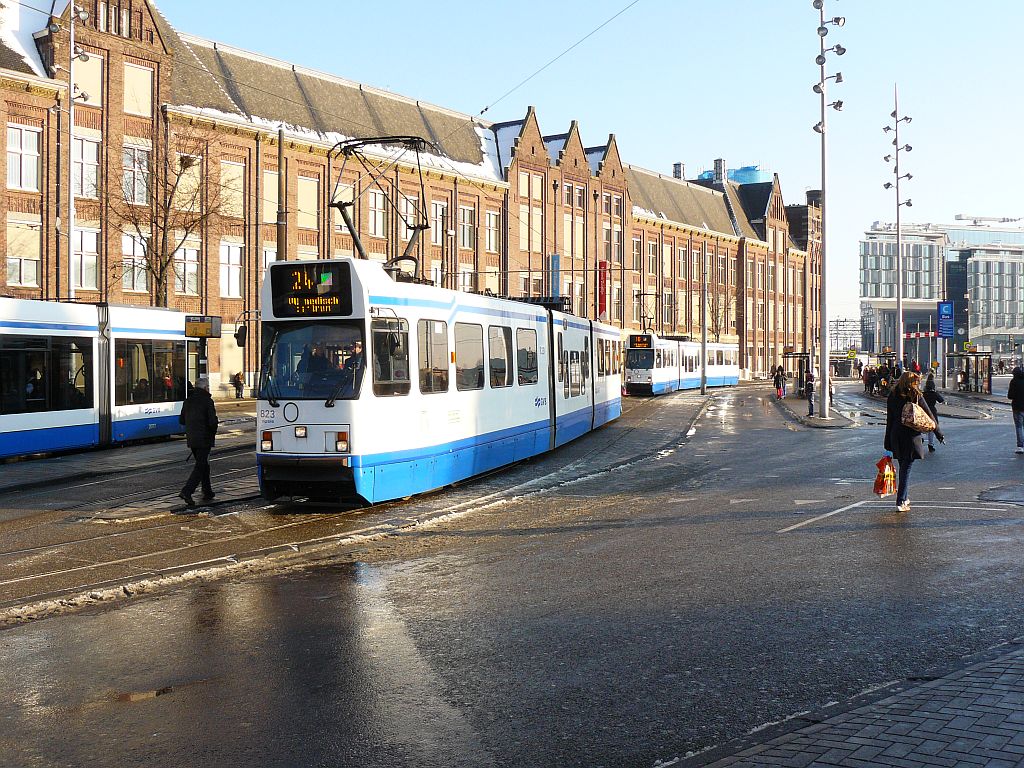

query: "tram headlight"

left=294, top=426, right=307, bottom=439
left=336, top=430, right=349, bottom=453
left=261, top=431, right=273, bottom=451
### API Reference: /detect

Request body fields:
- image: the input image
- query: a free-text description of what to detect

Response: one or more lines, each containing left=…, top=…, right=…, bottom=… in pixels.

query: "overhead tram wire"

left=476, top=0, right=644, bottom=117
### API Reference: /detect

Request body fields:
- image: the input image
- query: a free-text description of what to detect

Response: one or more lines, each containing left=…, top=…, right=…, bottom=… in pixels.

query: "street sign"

left=963, top=341, right=977, bottom=352
left=937, top=301, right=954, bottom=339
left=185, top=315, right=222, bottom=338
left=550, top=253, right=560, bottom=298
left=846, top=350, right=857, bottom=359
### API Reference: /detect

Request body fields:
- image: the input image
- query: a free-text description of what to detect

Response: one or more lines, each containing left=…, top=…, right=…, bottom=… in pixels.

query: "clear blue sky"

left=162, top=0, right=1023, bottom=318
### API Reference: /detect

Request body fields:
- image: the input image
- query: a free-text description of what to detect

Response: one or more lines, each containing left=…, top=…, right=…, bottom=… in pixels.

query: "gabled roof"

left=542, top=132, right=569, bottom=165
left=168, top=34, right=501, bottom=181
left=0, top=0, right=49, bottom=77
left=625, top=165, right=738, bottom=235
left=723, top=181, right=761, bottom=240
left=733, top=181, right=774, bottom=239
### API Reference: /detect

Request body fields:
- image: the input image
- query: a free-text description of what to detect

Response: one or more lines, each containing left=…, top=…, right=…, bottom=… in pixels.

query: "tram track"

left=0, top=391, right=713, bottom=623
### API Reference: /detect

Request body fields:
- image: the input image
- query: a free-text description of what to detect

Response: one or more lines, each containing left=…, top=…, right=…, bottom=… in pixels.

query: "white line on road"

left=777, top=501, right=865, bottom=533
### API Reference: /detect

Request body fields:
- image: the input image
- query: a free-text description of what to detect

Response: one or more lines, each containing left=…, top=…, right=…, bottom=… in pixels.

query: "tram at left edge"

left=0, top=297, right=198, bottom=458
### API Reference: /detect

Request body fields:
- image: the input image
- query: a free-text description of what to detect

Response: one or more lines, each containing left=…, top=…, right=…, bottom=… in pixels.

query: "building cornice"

left=0, top=71, right=66, bottom=98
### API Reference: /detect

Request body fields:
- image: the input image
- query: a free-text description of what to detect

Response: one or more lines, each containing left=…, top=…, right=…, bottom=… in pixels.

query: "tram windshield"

left=626, top=349, right=655, bottom=370
left=259, top=321, right=364, bottom=402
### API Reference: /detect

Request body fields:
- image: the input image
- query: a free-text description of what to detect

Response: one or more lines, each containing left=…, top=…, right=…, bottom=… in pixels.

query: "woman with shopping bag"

left=884, top=371, right=944, bottom=512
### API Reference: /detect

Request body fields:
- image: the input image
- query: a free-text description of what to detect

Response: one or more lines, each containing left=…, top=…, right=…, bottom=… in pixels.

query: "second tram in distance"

left=623, top=332, right=739, bottom=395
left=255, top=258, right=623, bottom=505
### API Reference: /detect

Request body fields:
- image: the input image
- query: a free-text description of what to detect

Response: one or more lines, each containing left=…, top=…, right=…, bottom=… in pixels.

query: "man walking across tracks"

left=178, top=377, right=219, bottom=508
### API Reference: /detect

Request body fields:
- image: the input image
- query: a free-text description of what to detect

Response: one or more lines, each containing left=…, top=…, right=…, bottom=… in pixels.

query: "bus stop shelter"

left=946, top=351, right=993, bottom=394
left=782, top=351, right=810, bottom=394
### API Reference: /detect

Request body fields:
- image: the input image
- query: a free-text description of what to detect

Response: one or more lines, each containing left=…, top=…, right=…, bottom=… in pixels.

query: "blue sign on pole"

left=937, top=301, right=954, bottom=339
left=550, top=253, right=560, bottom=297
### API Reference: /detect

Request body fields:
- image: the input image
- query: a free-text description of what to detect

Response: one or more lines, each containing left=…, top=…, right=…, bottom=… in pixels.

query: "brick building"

left=0, top=1, right=820, bottom=393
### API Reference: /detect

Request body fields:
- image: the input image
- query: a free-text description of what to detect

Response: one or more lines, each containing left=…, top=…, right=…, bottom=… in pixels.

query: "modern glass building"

left=859, top=218, right=1024, bottom=363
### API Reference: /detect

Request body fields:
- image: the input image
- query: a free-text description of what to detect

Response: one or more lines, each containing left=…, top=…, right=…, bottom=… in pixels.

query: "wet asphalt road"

left=1, top=384, right=1023, bottom=767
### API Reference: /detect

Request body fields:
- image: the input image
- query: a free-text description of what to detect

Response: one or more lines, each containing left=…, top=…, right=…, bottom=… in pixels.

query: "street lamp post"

left=812, top=0, right=845, bottom=418
left=49, top=6, right=91, bottom=300
left=883, top=87, right=913, bottom=367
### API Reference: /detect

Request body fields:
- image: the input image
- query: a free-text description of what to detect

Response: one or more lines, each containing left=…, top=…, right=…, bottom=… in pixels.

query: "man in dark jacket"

left=178, top=377, right=219, bottom=508
left=1009, top=366, right=1024, bottom=454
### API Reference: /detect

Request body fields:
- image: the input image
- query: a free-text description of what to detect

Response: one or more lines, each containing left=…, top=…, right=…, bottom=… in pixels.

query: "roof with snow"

left=625, top=166, right=738, bottom=236
left=167, top=34, right=501, bottom=181
left=0, top=0, right=50, bottom=78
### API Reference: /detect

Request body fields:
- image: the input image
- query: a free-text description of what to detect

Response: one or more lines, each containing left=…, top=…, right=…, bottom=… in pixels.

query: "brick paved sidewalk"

left=690, top=643, right=1024, bottom=767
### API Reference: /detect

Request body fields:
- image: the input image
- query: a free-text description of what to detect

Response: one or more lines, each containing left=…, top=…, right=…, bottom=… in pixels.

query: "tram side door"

left=97, top=304, right=112, bottom=445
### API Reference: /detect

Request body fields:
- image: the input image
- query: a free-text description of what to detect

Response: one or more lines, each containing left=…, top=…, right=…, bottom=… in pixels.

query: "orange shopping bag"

left=874, top=455, right=896, bottom=497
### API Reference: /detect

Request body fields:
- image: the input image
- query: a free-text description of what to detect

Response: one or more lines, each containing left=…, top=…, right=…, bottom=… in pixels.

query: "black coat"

left=885, top=391, right=941, bottom=462
left=179, top=388, right=218, bottom=450
left=922, top=387, right=945, bottom=420
left=1009, top=371, right=1024, bottom=410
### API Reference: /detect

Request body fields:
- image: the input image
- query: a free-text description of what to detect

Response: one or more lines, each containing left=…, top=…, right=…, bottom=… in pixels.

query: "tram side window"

left=455, top=323, right=484, bottom=391
left=716, top=350, right=724, bottom=366
left=582, top=337, right=589, bottom=388
left=417, top=319, right=449, bottom=394
left=488, top=326, right=513, bottom=388
left=0, top=335, right=93, bottom=414
left=597, top=339, right=605, bottom=377
left=517, top=329, right=538, bottom=385
left=371, top=318, right=411, bottom=397
left=556, top=333, right=564, bottom=383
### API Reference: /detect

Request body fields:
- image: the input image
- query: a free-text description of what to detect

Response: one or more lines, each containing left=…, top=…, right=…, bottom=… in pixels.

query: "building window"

left=575, top=186, right=585, bottom=210
left=603, top=225, right=612, bottom=260
left=459, top=205, right=476, bottom=249
left=98, top=1, right=107, bottom=32
left=262, top=247, right=276, bottom=274
left=331, top=182, right=354, bottom=231
left=174, top=244, right=199, bottom=295
left=73, top=54, right=103, bottom=108
left=647, top=241, right=658, bottom=275
left=297, top=176, right=319, bottom=231
left=121, top=233, right=148, bottom=292
left=400, top=195, right=418, bottom=241
left=602, top=193, right=611, bottom=215
left=632, top=237, right=643, bottom=271
left=431, top=200, right=448, bottom=246
left=563, top=183, right=572, bottom=206
left=6, top=220, right=41, bottom=287
left=219, top=242, right=242, bottom=298
left=7, top=125, right=41, bottom=191
left=123, top=64, right=153, bottom=116
left=613, top=195, right=622, bottom=218
left=73, top=138, right=100, bottom=198
left=485, top=210, right=500, bottom=253
left=366, top=189, right=387, bottom=238
left=221, top=161, right=245, bottom=219
left=122, top=145, right=149, bottom=205
left=613, top=227, right=623, bottom=264
left=72, top=229, right=99, bottom=290
left=262, top=170, right=279, bottom=225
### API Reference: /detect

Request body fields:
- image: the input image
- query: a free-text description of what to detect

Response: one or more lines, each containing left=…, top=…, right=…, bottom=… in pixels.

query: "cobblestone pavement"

left=692, top=643, right=1024, bottom=767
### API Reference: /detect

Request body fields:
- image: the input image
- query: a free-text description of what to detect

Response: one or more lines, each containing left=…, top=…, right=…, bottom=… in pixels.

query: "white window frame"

left=219, top=242, right=243, bottom=298
left=458, top=205, right=476, bottom=250
left=72, top=228, right=99, bottom=290
left=485, top=210, right=500, bottom=254
left=121, top=233, right=148, bottom=292
left=122, top=145, right=149, bottom=205
left=431, top=200, right=448, bottom=246
left=262, top=247, right=277, bottom=274
left=174, top=244, right=200, bottom=295
left=6, top=220, right=41, bottom=287
left=7, top=125, right=41, bottom=192
left=73, top=137, right=100, bottom=199
left=400, top=195, right=418, bottom=241
left=368, top=189, right=387, bottom=238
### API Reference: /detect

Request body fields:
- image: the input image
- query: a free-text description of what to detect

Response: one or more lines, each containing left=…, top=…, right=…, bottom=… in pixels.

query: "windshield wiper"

left=261, top=329, right=281, bottom=407
left=325, top=361, right=359, bottom=407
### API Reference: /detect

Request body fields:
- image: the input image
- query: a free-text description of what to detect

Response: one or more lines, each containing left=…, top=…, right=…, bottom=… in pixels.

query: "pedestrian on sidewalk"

left=178, top=377, right=219, bottom=508
left=805, top=371, right=815, bottom=416
left=922, top=373, right=945, bottom=453
left=232, top=371, right=244, bottom=399
left=773, top=365, right=786, bottom=400
left=1008, top=366, right=1024, bottom=455
left=885, top=371, right=943, bottom=513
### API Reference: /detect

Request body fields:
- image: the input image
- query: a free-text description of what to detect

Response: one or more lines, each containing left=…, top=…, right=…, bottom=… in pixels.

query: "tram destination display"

left=271, top=262, right=353, bottom=318
left=628, top=334, right=653, bottom=349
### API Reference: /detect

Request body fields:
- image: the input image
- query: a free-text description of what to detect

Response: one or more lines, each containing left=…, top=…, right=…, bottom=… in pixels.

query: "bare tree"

left=108, top=125, right=227, bottom=307
left=708, top=287, right=733, bottom=342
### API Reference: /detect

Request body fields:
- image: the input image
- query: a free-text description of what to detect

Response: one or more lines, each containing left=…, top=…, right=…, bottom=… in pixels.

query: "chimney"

left=713, top=158, right=726, bottom=183
left=672, top=162, right=684, bottom=180
left=806, top=189, right=822, bottom=207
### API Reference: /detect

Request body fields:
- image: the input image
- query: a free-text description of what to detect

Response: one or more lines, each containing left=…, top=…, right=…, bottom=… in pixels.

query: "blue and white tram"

left=0, top=297, right=194, bottom=458
left=623, top=332, right=739, bottom=395
left=255, top=258, right=623, bottom=505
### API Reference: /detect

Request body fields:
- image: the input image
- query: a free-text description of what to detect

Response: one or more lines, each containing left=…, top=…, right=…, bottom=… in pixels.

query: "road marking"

left=794, top=500, right=825, bottom=506
left=777, top=500, right=865, bottom=533
left=730, top=498, right=755, bottom=504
